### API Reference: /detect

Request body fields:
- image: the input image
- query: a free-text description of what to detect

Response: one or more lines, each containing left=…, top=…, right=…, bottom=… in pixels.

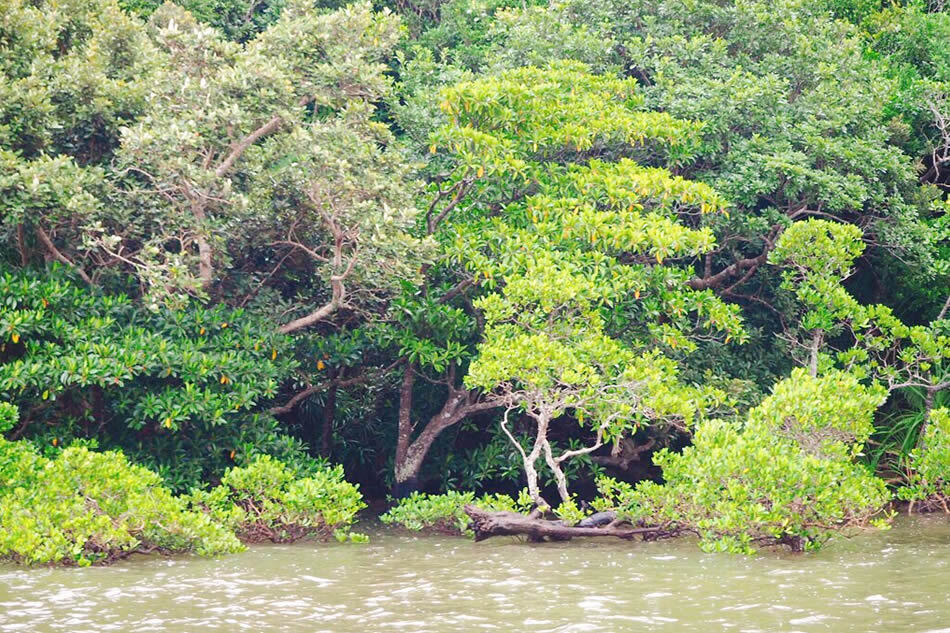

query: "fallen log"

left=463, top=505, right=662, bottom=542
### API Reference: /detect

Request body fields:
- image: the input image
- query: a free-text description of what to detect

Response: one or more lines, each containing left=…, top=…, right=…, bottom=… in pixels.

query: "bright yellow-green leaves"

left=0, top=442, right=243, bottom=566
left=899, top=407, right=950, bottom=507
left=0, top=402, right=17, bottom=434
left=748, top=368, right=887, bottom=460
left=443, top=65, right=742, bottom=502
left=612, top=369, right=893, bottom=554
left=771, top=219, right=949, bottom=390
left=380, top=490, right=532, bottom=536
left=771, top=219, right=865, bottom=282
left=0, top=436, right=366, bottom=565
left=187, top=455, right=366, bottom=544
left=432, top=61, right=702, bottom=172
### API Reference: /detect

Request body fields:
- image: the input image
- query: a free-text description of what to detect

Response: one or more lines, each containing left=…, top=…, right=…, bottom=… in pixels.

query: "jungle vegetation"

left=1, top=0, right=948, bottom=561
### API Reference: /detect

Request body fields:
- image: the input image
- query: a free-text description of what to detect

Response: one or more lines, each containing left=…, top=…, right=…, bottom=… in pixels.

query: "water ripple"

left=1, top=516, right=949, bottom=632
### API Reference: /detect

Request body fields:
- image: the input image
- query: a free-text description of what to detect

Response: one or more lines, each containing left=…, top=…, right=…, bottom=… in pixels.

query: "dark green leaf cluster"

left=0, top=270, right=302, bottom=489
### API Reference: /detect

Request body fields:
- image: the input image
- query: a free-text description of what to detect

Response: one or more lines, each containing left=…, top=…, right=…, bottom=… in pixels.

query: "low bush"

left=0, top=437, right=243, bottom=566
left=188, top=455, right=367, bottom=543
left=380, top=490, right=531, bottom=535
left=600, top=371, right=893, bottom=553
left=898, top=407, right=950, bottom=512
left=627, top=420, right=892, bottom=553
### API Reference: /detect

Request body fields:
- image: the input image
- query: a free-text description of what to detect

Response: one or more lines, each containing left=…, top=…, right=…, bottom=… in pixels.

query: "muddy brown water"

left=1, top=515, right=948, bottom=633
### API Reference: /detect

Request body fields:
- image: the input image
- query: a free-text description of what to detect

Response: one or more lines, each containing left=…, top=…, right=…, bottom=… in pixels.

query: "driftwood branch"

left=463, top=506, right=662, bottom=542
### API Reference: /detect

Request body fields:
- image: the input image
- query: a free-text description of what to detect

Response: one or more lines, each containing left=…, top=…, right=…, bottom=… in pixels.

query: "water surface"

left=1, top=515, right=948, bottom=632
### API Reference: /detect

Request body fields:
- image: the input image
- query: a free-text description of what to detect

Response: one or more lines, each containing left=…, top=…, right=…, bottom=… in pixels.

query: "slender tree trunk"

left=393, top=365, right=417, bottom=497
left=542, top=438, right=570, bottom=503
left=16, top=223, right=29, bottom=266
left=523, top=414, right=550, bottom=507
left=190, top=204, right=214, bottom=289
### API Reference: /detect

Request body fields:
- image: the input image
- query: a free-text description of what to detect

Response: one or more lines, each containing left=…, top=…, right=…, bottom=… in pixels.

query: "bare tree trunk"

left=393, top=366, right=502, bottom=497
left=16, top=223, right=29, bottom=266
left=196, top=234, right=214, bottom=288
left=543, top=438, right=570, bottom=503
left=393, top=365, right=418, bottom=497
left=523, top=414, right=550, bottom=507
left=187, top=200, right=214, bottom=289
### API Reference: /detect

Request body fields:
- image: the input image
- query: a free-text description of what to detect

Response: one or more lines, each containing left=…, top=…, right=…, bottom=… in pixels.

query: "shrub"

left=0, top=439, right=243, bottom=566
left=605, top=371, right=892, bottom=553
left=189, top=455, right=367, bottom=543
left=629, top=420, right=892, bottom=553
left=380, top=490, right=531, bottom=535
left=898, top=407, right=950, bottom=512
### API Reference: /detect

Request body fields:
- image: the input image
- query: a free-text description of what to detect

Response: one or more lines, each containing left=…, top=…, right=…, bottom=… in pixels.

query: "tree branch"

left=35, top=225, right=93, bottom=285
left=268, top=385, right=321, bottom=416
left=277, top=298, right=339, bottom=334
left=689, top=226, right=781, bottom=291
left=689, top=251, right=770, bottom=290
left=215, top=115, right=283, bottom=178
left=937, top=294, right=950, bottom=321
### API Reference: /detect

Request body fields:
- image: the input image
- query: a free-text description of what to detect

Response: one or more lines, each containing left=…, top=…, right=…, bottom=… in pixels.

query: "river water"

left=1, top=515, right=948, bottom=633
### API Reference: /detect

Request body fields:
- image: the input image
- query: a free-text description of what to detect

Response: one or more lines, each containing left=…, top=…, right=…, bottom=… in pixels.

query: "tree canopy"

left=1, top=0, right=949, bottom=561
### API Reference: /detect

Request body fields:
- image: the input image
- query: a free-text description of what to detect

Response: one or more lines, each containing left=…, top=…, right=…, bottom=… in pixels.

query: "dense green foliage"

left=380, top=489, right=530, bottom=535
left=189, top=455, right=367, bottom=542
left=899, top=407, right=950, bottom=510
left=0, top=431, right=243, bottom=565
left=2, top=0, right=949, bottom=561
left=0, top=403, right=367, bottom=564
left=0, top=271, right=308, bottom=490
left=611, top=371, right=892, bottom=553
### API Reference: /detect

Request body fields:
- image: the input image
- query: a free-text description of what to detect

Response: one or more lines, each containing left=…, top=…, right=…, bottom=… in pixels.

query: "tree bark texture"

left=463, top=506, right=662, bottom=542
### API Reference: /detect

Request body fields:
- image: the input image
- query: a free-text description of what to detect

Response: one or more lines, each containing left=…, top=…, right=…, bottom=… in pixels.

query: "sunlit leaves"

left=433, top=61, right=702, bottom=174
left=899, top=408, right=950, bottom=507
left=608, top=370, right=892, bottom=554
left=187, top=454, right=366, bottom=543
left=0, top=441, right=243, bottom=566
